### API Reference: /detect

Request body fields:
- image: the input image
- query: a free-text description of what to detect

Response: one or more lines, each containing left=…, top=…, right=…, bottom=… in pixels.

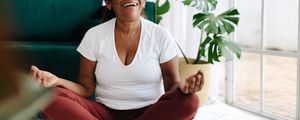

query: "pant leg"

left=43, top=87, right=113, bottom=120
left=137, top=88, right=199, bottom=120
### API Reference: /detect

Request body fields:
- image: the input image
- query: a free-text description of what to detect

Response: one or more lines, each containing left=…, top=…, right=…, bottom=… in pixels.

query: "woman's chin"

left=119, top=14, right=141, bottom=21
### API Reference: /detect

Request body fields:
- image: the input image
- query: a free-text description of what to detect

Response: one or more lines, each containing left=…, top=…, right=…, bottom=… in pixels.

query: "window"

left=223, top=0, right=300, bottom=119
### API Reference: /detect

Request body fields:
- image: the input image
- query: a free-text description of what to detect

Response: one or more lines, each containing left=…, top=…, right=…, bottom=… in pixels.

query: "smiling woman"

left=101, top=0, right=148, bottom=22
left=105, top=0, right=145, bottom=20
left=29, top=0, right=204, bottom=120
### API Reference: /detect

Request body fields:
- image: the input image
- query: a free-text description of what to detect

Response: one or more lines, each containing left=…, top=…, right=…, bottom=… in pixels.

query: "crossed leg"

left=138, top=88, right=199, bottom=120
left=43, top=87, right=113, bottom=120
left=43, top=87, right=199, bottom=120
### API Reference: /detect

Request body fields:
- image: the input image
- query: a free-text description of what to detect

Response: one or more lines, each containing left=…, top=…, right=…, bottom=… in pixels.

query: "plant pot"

left=179, top=57, right=211, bottom=107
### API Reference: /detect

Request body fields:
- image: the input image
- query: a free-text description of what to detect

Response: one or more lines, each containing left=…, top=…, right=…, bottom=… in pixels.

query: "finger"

left=41, top=74, right=52, bottom=88
left=197, top=70, right=203, bottom=75
left=31, top=66, right=42, bottom=85
left=30, top=66, right=37, bottom=79
left=42, top=78, right=49, bottom=88
left=195, top=74, right=201, bottom=86
left=31, top=65, right=40, bottom=73
left=36, top=71, right=43, bottom=84
left=40, top=77, right=45, bottom=87
left=179, top=82, right=185, bottom=91
left=183, top=82, right=189, bottom=94
left=185, top=84, right=189, bottom=94
left=193, top=74, right=201, bottom=92
left=179, top=81, right=189, bottom=94
left=186, top=76, right=194, bottom=92
left=29, top=66, right=33, bottom=77
left=199, top=73, right=205, bottom=91
left=189, top=77, right=196, bottom=93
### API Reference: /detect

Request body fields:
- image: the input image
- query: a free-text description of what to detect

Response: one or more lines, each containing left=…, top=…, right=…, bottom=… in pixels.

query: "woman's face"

left=105, top=0, right=145, bottom=21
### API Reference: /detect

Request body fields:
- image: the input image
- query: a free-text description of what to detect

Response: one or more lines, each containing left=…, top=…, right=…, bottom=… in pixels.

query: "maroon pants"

left=44, top=87, right=199, bottom=120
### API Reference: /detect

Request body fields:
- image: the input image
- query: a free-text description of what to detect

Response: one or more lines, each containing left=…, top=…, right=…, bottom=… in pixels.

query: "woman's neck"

left=115, top=18, right=141, bottom=34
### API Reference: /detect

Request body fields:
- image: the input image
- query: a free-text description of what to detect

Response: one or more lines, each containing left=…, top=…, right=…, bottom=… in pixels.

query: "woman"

left=30, top=0, right=204, bottom=119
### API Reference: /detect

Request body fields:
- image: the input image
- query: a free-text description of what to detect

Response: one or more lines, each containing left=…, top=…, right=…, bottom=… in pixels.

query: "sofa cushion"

left=8, top=42, right=80, bottom=81
left=11, top=0, right=103, bottom=42
left=3, top=0, right=156, bottom=100
left=9, top=0, right=156, bottom=42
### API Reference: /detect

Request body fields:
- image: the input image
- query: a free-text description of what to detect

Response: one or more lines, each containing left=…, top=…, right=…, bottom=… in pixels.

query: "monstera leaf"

left=219, top=37, right=241, bottom=62
left=193, top=8, right=240, bottom=35
left=155, top=0, right=170, bottom=23
left=178, top=0, right=241, bottom=64
left=199, top=35, right=241, bottom=64
left=182, top=0, right=217, bottom=12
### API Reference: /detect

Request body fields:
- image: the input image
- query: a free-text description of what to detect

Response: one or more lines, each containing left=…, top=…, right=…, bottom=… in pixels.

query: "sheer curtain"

left=160, top=1, right=200, bottom=58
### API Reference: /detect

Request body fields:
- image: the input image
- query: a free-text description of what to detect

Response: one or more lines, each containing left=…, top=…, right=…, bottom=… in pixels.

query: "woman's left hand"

left=179, top=71, right=204, bottom=94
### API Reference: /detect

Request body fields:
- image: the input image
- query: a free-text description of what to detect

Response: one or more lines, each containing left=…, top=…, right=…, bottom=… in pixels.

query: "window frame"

left=224, top=0, right=300, bottom=119
left=297, top=0, right=300, bottom=119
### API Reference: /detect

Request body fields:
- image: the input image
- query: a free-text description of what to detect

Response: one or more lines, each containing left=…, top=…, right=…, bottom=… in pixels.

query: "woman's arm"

left=160, top=56, right=204, bottom=94
left=30, top=55, right=96, bottom=98
left=57, top=55, right=96, bottom=97
left=160, top=56, right=181, bottom=92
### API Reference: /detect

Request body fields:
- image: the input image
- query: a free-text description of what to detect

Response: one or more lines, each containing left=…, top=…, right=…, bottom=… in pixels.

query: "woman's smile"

left=123, top=2, right=139, bottom=8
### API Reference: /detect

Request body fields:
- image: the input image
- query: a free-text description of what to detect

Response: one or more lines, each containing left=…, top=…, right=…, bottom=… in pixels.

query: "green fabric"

left=145, top=2, right=156, bottom=23
left=10, top=0, right=155, bottom=42
left=6, top=1, right=156, bottom=102
left=12, top=0, right=102, bottom=41
left=10, top=42, right=80, bottom=81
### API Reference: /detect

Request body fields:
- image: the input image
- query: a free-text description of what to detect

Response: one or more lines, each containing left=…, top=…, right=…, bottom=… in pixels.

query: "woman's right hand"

left=29, top=65, right=60, bottom=88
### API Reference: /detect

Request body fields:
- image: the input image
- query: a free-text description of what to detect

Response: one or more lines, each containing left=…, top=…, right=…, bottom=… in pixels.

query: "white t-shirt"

left=77, top=17, right=178, bottom=110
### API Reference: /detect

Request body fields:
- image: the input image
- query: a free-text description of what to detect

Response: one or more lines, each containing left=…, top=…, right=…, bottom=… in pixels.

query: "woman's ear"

left=104, top=0, right=112, bottom=10
left=141, top=0, right=146, bottom=9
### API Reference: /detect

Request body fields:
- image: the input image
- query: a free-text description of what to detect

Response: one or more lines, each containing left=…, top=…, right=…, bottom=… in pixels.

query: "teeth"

left=123, top=2, right=138, bottom=7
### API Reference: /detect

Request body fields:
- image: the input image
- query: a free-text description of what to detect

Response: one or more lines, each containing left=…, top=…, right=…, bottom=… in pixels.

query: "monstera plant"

left=154, top=0, right=241, bottom=106
left=176, top=0, right=241, bottom=107
left=180, top=0, right=241, bottom=64
left=155, top=0, right=170, bottom=24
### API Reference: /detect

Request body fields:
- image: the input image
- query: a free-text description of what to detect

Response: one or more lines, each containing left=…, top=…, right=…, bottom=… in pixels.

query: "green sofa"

left=1, top=0, right=156, bottom=119
left=4, top=0, right=156, bottom=82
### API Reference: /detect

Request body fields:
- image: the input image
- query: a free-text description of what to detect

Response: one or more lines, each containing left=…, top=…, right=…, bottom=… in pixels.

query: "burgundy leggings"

left=43, top=87, right=199, bottom=120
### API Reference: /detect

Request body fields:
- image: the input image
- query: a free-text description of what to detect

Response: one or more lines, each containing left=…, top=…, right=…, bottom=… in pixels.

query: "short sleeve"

left=77, top=29, right=97, bottom=61
left=159, top=29, right=178, bottom=63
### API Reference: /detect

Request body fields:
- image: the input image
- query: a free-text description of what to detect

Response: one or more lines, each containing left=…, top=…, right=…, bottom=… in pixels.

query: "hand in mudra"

left=29, top=65, right=60, bottom=88
left=179, top=71, right=204, bottom=94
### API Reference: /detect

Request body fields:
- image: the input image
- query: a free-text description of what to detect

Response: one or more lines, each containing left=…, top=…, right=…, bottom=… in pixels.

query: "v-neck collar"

left=112, top=18, right=144, bottom=67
